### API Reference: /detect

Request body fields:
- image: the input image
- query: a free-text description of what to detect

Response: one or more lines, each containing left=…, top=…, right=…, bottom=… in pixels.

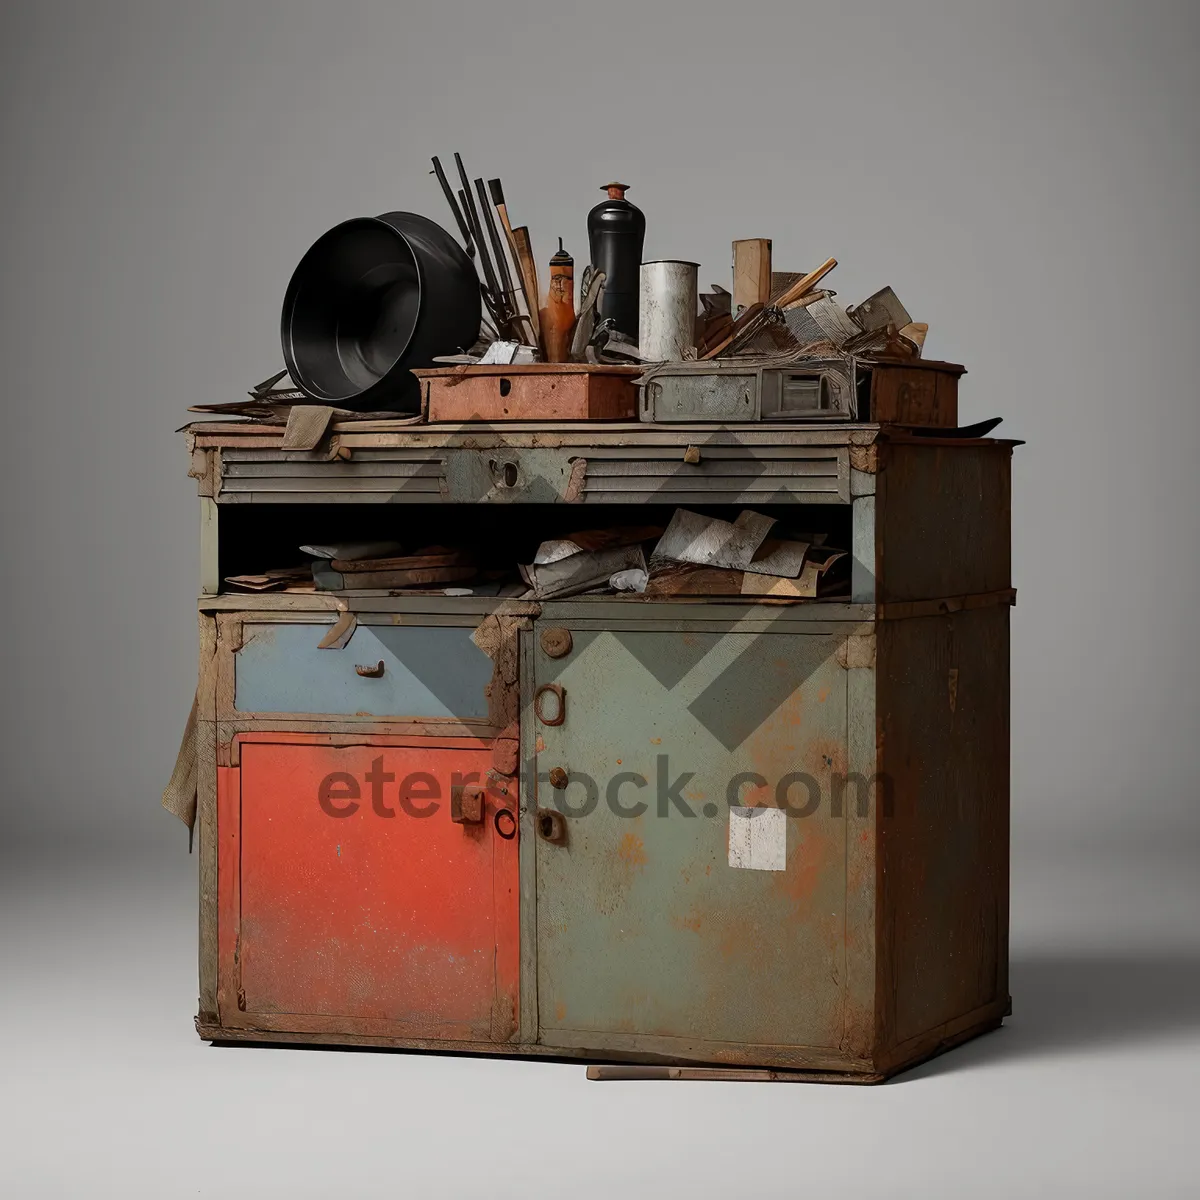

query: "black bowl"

left=281, top=211, right=480, bottom=410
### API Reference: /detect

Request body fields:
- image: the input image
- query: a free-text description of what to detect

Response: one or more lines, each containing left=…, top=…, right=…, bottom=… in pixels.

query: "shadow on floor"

left=903, top=949, right=1200, bottom=1082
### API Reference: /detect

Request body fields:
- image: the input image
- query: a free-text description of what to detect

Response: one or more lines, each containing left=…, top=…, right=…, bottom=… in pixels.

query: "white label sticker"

left=728, top=806, right=787, bottom=871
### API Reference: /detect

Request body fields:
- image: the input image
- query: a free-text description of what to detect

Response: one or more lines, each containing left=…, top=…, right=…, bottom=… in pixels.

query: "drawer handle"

left=355, top=660, right=385, bottom=678
left=534, top=683, right=566, bottom=726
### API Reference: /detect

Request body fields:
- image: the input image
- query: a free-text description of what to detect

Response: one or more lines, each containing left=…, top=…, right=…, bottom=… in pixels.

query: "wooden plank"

left=732, top=238, right=772, bottom=312
left=538, top=1027, right=864, bottom=1074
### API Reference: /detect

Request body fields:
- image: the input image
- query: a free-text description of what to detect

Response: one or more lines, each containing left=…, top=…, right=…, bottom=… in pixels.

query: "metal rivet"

left=540, top=627, right=573, bottom=658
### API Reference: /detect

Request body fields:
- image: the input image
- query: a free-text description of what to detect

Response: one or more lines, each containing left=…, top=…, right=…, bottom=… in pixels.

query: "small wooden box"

left=869, top=359, right=964, bottom=426
left=416, top=364, right=641, bottom=423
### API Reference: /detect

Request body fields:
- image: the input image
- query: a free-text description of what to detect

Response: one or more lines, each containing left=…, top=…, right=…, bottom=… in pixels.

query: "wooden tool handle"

left=774, top=257, right=837, bottom=310
left=489, top=180, right=540, bottom=343
left=512, top=227, right=542, bottom=343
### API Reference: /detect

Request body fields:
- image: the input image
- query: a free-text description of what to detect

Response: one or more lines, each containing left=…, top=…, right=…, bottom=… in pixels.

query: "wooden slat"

left=220, top=477, right=442, bottom=493
left=578, top=445, right=843, bottom=461
left=581, top=475, right=839, bottom=493
left=585, top=459, right=840, bottom=478
left=219, top=491, right=441, bottom=504
left=583, top=488, right=843, bottom=504
left=223, top=461, right=442, bottom=479
left=221, top=449, right=444, bottom=464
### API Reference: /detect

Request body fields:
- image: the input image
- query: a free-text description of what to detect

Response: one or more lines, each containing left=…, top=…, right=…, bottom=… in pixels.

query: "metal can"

left=639, top=260, right=699, bottom=362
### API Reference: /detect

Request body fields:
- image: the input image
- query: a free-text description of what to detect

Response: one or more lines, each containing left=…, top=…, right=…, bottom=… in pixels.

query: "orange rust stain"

left=617, top=832, right=647, bottom=867
left=672, top=908, right=703, bottom=933
left=535, top=735, right=546, bottom=753
left=803, top=734, right=848, bottom=781
left=615, top=759, right=622, bottom=765
left=775, top=826, right=835, bottom=913
left=817, top=685, right=830, bottom=703
left=736, top=781, right=772, bottom=808
left=649, top=737, right=662, bottom=745
left=555, top=1000, right=566, bottom=1021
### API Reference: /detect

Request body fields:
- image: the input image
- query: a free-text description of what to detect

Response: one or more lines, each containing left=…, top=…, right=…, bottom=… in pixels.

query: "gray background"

left=1, top=1, right=1196, bottom=1196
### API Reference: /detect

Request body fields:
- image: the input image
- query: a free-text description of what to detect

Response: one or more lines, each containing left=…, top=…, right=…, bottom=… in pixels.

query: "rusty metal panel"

left=531, top=623, right=850, bottom=1052
left=875, top=440, right=1012, bottom=603
left=223, top=737, right=518, bottom=1041
left=876, top=606, right=1010, bottom=1049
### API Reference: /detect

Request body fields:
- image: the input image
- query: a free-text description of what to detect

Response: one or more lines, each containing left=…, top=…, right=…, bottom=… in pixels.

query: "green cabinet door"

left=530, top=621, right=851, bottom=1056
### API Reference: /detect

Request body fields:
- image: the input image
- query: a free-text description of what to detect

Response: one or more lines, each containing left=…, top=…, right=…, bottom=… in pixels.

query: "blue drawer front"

left=234, top=622, right=494, bottom=718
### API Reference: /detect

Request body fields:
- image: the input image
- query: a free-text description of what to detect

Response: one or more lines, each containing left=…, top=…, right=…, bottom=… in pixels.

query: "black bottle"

left=587, top=182, right=645, bottom=340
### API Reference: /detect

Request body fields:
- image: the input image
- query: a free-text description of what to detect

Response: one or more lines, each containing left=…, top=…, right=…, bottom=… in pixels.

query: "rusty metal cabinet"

left=185, top=419, right=1014, bottom=1081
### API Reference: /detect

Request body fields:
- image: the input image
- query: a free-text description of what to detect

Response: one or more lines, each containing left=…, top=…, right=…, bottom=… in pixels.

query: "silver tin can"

left=638, top=260, right=699, bottom=362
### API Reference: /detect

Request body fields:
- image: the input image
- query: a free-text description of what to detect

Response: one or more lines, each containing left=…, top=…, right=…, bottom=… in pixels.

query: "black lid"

left=550, top=236, right=573, bottom=266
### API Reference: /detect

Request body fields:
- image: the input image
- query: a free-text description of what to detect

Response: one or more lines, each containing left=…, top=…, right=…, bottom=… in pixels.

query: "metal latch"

left=451, top=783, right=486, bottom=824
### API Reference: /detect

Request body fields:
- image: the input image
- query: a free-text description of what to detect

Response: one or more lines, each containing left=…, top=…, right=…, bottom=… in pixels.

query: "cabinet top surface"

left=185, top=419, right=1018, bottom=450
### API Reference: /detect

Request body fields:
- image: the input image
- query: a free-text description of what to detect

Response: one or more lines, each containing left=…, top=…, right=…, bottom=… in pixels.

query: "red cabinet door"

left=217, top=735, right=518, bottom=1043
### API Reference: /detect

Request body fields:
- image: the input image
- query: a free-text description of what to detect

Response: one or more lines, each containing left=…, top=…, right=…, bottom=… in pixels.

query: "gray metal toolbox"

left=638, top=358, right=858, bottom=423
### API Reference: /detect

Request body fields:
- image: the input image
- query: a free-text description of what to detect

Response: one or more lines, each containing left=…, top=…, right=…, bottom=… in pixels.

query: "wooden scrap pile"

left=224, top=541, right=520, bottom=597
left=515, top=509, right=848, bottom=602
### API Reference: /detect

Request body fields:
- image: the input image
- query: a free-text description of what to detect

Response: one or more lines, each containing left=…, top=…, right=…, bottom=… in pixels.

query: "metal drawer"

left=232, top=621, right=494, bottom=719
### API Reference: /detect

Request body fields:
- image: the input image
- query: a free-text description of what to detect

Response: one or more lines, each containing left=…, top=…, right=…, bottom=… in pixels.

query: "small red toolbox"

left=415, top=364, right=641, bottom=422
